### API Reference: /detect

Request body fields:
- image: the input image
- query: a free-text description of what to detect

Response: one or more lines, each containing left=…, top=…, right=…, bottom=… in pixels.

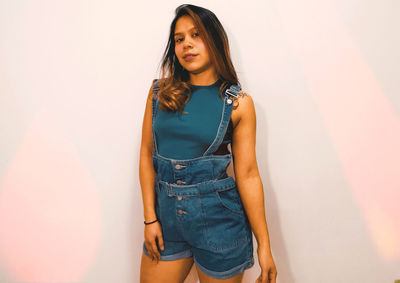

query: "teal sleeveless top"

left=153, top=79, right=233, bottom=160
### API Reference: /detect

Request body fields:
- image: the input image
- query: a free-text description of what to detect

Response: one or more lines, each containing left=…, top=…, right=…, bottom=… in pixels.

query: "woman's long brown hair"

left=154, top=4, right=240, bottom=113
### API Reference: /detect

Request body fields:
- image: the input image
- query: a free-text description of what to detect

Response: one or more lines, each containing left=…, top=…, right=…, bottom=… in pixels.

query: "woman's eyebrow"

left=174, top=27, right=198, bottom=36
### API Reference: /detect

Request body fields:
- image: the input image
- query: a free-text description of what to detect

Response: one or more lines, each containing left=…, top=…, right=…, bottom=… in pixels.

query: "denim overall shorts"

left=143, top=80, right=254, bottom=279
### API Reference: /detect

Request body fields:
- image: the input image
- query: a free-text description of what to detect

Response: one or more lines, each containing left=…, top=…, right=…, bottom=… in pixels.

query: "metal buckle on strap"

left=225, top=85, right=240, bottom=98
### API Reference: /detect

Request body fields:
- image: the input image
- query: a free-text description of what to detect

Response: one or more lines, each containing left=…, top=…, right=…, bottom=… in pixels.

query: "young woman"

left=139, top=4, right=277, bottom=283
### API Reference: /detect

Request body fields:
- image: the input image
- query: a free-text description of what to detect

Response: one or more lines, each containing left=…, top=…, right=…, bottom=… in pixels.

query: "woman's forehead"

left=174, top=16, right=198, bottom=34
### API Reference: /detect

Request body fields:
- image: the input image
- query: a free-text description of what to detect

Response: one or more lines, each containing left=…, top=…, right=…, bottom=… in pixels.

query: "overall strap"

left=151, top=79, right=160, bottom=154
left=202, top=84, right=241, bottom=156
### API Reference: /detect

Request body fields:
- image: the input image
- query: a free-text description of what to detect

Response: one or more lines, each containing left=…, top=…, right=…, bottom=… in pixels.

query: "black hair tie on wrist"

left=144, top=219, right=159, bottom=225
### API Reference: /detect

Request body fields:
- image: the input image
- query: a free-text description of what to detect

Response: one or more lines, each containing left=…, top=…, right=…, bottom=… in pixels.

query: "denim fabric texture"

left=143, top=80, right=254, bottom=279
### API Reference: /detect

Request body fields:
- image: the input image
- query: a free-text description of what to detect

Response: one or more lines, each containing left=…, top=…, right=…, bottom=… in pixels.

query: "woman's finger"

left=145, top=242, right=155, bottom=261
left=262, top=270, right=268, bottom=283
left=151, top=240, right=161, bottom=262
left=270, top=270, right=277, bottom=283
left=157, top=232, right=165, bottom=251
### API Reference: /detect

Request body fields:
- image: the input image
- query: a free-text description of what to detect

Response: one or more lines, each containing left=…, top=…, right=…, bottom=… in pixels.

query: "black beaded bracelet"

left=144, top=219, right=159, bottom=225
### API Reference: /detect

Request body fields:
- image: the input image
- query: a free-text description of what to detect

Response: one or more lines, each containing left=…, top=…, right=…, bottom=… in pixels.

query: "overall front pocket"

left=201, top=186, right=248, bottom=251
left=216, top=186, right=245, bottom=215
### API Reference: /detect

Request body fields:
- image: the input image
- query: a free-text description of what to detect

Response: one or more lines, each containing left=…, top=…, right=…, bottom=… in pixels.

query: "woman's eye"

left=174, top=33, right=199, bottom=43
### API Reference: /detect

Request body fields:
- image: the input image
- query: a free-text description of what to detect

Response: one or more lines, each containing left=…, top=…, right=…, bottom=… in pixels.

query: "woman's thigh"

left=140, top=251, right=194, bottom=283
left=195, top=264, right=244, bottom=283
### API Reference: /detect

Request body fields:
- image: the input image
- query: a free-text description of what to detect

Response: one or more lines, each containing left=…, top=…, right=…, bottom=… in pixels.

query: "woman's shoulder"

left=147, top=78, right=164, bottom=101
left=233, top=89, right=253, bottom=110
left=151, top=78, right=169, bottom=89
left=147, top=78, right=160, bottom=102
left=150, top=78, right=159, bottom=93
left=231, top=88, right=254, bottom=126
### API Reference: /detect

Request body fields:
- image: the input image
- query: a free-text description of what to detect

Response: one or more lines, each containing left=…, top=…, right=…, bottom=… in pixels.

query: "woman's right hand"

left=144, top=221, right=165, bottom=263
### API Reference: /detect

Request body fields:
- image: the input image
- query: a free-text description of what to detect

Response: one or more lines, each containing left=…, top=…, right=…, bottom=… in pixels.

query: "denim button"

left=227, top=98, right=232, bottom=104
left=175, top=164, right=186, bottom=169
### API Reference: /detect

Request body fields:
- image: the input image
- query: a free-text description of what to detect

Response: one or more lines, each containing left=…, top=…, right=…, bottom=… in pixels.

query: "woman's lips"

left=183, top=55, right=197, bottom=62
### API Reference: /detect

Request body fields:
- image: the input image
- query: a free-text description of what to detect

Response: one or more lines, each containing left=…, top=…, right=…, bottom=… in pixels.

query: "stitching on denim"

left=205, top=89, right=235, bottom=157
left=198, top=193, right=209, bottom=251
left=215, top=189, right=244, bottom=215
left=193, top=253, right=253, bottom=279
left=160, top=176, right=234, bottom=188
left=215, top=182, right=236, bottom=192
left=207, top=234, right=248, bottom=251
left=151, top=98, right=160, bottom=154
left=246, top=233, right=253, bottom=259
left=203, top=95, right=227, bottom=156
left=207, top=97, right=234, bottom=156
left=159, top=177, right=236, bottom=198
left=156, top=152, right=232, bottom=162
left=205, top=194, right=247, bottom=251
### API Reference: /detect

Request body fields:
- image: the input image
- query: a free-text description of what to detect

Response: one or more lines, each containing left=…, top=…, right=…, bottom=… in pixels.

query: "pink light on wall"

left=0, top=108, right=102, bottom=282
left=276, top=0, right=400, bottom=261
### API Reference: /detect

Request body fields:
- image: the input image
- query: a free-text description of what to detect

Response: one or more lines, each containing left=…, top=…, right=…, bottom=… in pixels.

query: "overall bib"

left=143, top=80, right=254, bottom=279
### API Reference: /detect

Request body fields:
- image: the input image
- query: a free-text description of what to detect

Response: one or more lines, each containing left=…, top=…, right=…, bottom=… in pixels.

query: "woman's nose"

left=183, top=37, right=193, bottom=48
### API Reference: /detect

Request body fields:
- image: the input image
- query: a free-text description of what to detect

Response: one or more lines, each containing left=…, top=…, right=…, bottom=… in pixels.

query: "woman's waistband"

left=157, top=176, right=236, bottom=196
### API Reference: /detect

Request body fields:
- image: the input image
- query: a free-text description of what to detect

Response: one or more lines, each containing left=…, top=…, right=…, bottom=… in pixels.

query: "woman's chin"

left=185, top=65, right=210, bottom=74
left=185, top=67, right=201, bottom=74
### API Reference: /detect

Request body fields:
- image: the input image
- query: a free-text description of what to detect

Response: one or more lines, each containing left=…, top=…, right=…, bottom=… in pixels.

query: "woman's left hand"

left=255, top=244, right=277, bottom=283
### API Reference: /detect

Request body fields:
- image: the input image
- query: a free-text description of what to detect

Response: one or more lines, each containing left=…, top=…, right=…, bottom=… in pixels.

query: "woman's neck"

left=189, top=68, right=219, bottom=86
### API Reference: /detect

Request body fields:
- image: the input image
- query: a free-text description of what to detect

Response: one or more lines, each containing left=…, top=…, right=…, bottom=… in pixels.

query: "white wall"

left=0, top=0, right=399, bottom=282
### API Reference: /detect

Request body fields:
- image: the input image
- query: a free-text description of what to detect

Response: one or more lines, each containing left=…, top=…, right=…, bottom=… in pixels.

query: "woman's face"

left=174, top=15, right=213, bottom=75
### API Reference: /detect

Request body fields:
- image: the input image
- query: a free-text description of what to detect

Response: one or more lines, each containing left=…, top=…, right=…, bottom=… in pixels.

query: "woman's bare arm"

left=139, top=83, right=157, bottom=222
left=231, top=92, right=272, bottom=250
